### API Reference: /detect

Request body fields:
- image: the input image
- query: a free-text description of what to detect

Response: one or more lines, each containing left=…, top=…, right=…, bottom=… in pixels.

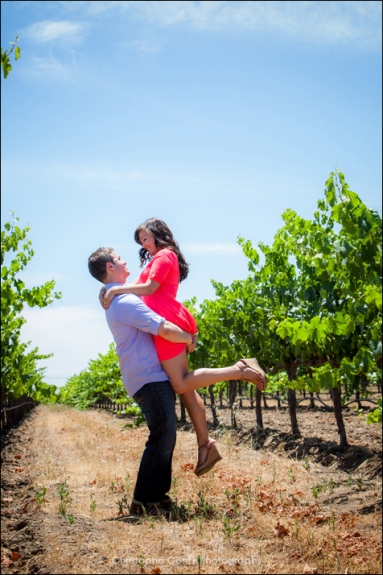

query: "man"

left=88, top=247, right=194, bottom=516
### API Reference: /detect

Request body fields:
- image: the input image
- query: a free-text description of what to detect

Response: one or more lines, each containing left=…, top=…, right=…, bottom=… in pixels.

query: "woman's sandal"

left=194, top=439, right=223, bottom=477
left=238, top=358, right=267, bottom=390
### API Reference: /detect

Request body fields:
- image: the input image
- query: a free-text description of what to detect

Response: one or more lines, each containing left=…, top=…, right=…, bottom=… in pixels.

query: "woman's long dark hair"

left=134, top=218, right=190, bottom=282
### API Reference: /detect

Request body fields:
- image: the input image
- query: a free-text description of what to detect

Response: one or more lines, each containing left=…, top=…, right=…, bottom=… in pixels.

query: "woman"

left=101, top=218, right=266, bottom=476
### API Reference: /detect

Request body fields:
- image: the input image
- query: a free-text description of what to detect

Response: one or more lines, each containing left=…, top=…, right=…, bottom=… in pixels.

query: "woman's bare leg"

left=160, top=352, right=218, bottom=467
left=161, top=352, right=266, bottom=468
left=180, top=390, right=210, bottom=456
left=161, top=351, right=261, bottom=395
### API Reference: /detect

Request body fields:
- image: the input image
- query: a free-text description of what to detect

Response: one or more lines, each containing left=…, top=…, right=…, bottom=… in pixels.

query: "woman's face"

left=138, top=229, right=158, bottom=256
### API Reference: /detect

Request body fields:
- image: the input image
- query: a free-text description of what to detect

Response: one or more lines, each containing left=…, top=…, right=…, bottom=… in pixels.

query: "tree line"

left=186, top=170, right=382, bottom=446
left=60, top=170, right=382, bottom=446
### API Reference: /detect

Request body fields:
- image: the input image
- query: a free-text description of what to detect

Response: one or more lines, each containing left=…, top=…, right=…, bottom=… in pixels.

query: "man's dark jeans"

left=133, top=380, right=176, bottom=504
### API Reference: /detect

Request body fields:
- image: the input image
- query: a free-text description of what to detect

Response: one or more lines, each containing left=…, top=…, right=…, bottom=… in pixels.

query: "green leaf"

left=308, top=316, right=328, bottom=344
left=366, top=397, right=382, bottom=424
left=1, top=53, right=12, bottom=79
left=325, top=178, right=337, bottom=207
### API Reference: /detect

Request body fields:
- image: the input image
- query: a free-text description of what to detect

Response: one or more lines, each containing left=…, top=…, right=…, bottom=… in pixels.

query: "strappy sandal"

left=238, top=358, right=267, bottom=390
left=194, top=439, right=223, bottom=477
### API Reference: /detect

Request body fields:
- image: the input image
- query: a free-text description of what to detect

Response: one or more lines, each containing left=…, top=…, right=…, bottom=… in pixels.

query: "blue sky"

left=1, top=1, right=382, bottom=388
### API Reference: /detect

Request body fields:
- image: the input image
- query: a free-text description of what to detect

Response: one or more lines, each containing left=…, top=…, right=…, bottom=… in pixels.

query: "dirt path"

left=1, top=405, right=382, bottom=574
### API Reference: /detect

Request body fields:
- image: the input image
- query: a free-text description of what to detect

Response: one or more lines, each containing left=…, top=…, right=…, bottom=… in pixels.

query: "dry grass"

left=2, top=404, right=382, bottom=574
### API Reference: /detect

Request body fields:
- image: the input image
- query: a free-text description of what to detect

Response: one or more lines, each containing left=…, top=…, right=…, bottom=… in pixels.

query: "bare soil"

left=1, top=402, right=382, bottom=574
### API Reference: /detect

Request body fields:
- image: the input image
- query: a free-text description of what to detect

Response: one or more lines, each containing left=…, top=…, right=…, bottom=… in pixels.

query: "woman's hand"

left=99, top=287, right=118, bottom=310
left=186, top=334, right=198, bottom=354
left=99, top=287, right=107, bottom=309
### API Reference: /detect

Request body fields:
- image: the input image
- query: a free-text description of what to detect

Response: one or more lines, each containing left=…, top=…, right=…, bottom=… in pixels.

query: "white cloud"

left=54, top=1, right=382, bottom=48
left=28, top=55, right=77, bottom=84
left=20, top=305, right=114, bottom=386
left=183, top=243, right=242, bottom=255
left=23, top=20, right=85, bottom=44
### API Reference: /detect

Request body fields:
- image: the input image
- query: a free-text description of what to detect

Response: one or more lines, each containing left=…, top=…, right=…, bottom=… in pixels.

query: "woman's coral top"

left=137, top=248, right=198, bottom=361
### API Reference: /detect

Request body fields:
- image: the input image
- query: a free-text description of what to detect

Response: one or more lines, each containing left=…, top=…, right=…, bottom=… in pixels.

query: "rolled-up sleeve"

left=114, top=294, right=164, bottom=335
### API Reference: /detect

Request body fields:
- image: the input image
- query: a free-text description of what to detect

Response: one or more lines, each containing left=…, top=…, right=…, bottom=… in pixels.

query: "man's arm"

left=158, top=320, right=193, bottom=345
left=111, top=293, right=193, bottom=345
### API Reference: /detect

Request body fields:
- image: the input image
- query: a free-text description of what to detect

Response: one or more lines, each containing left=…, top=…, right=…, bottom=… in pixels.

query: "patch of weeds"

left=311, top=479, right=335, bottom=498
left=222, top=487, right=242, bottom=539
left=110, top=475, right=124, bottom=492
left=173, top=500, right=193, bottom=521
left=170, top=477, right=179, bottom=501
left=193, top=515, right=204, bottom=538
left=222, top=511, right=241, bottom=539
left=197, top=555, right=204, bottom=574
left=195, top=491, right=216, bottom=518
left=243, top=485, right=253, bottom=507
left=225, top=487, right=240, bottom=507
left=57, top=480, right=74, bottom=523
left=311, top=486, right=320, bottom=499
left=345, top=476, right=364, bottom=491
left=116, top=495, right=130, bottom=514
left=142, top=507, right=156, bottom=527
left=90, top=492, right=97, bottom=514
left=134, top=412, right=146, bottom=427
left=303, top=454, right=311, bottom=470
left=124, top=473, right=133, bottom=491
left=138, top=555, right=145, bottom=573
left=35, top=484, right=47, bottom=507
left=288, top=467, right=295, bottom=483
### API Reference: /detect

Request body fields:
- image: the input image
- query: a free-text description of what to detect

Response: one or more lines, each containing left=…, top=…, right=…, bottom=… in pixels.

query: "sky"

left=1, top=1, right=382, bottom=388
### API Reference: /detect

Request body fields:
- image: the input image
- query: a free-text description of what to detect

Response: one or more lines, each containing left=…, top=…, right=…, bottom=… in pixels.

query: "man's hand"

left=186, top=334, right=198, bottom=354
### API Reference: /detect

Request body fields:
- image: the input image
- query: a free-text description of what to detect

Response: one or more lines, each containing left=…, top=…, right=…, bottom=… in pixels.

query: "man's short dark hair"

left=88, top=247, right=115, bottom=283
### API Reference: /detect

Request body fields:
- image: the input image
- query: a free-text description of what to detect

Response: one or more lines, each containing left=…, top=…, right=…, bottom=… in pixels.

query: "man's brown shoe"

left=159, top=496, right=173, bottom=510
left=129, top=498, right=171, bottom=517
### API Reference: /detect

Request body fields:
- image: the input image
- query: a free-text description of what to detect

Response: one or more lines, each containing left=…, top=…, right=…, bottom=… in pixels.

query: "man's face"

left=108, top=251, right=130, bottom=283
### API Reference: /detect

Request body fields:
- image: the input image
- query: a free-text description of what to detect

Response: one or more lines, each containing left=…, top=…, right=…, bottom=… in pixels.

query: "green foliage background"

left=60, top=343, right=125, bottom=410
left=61, top=170, right=381, bottom=440
left=190, top=170, right=381, bottom=380
left=1, top=216, right=62, bottom=402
